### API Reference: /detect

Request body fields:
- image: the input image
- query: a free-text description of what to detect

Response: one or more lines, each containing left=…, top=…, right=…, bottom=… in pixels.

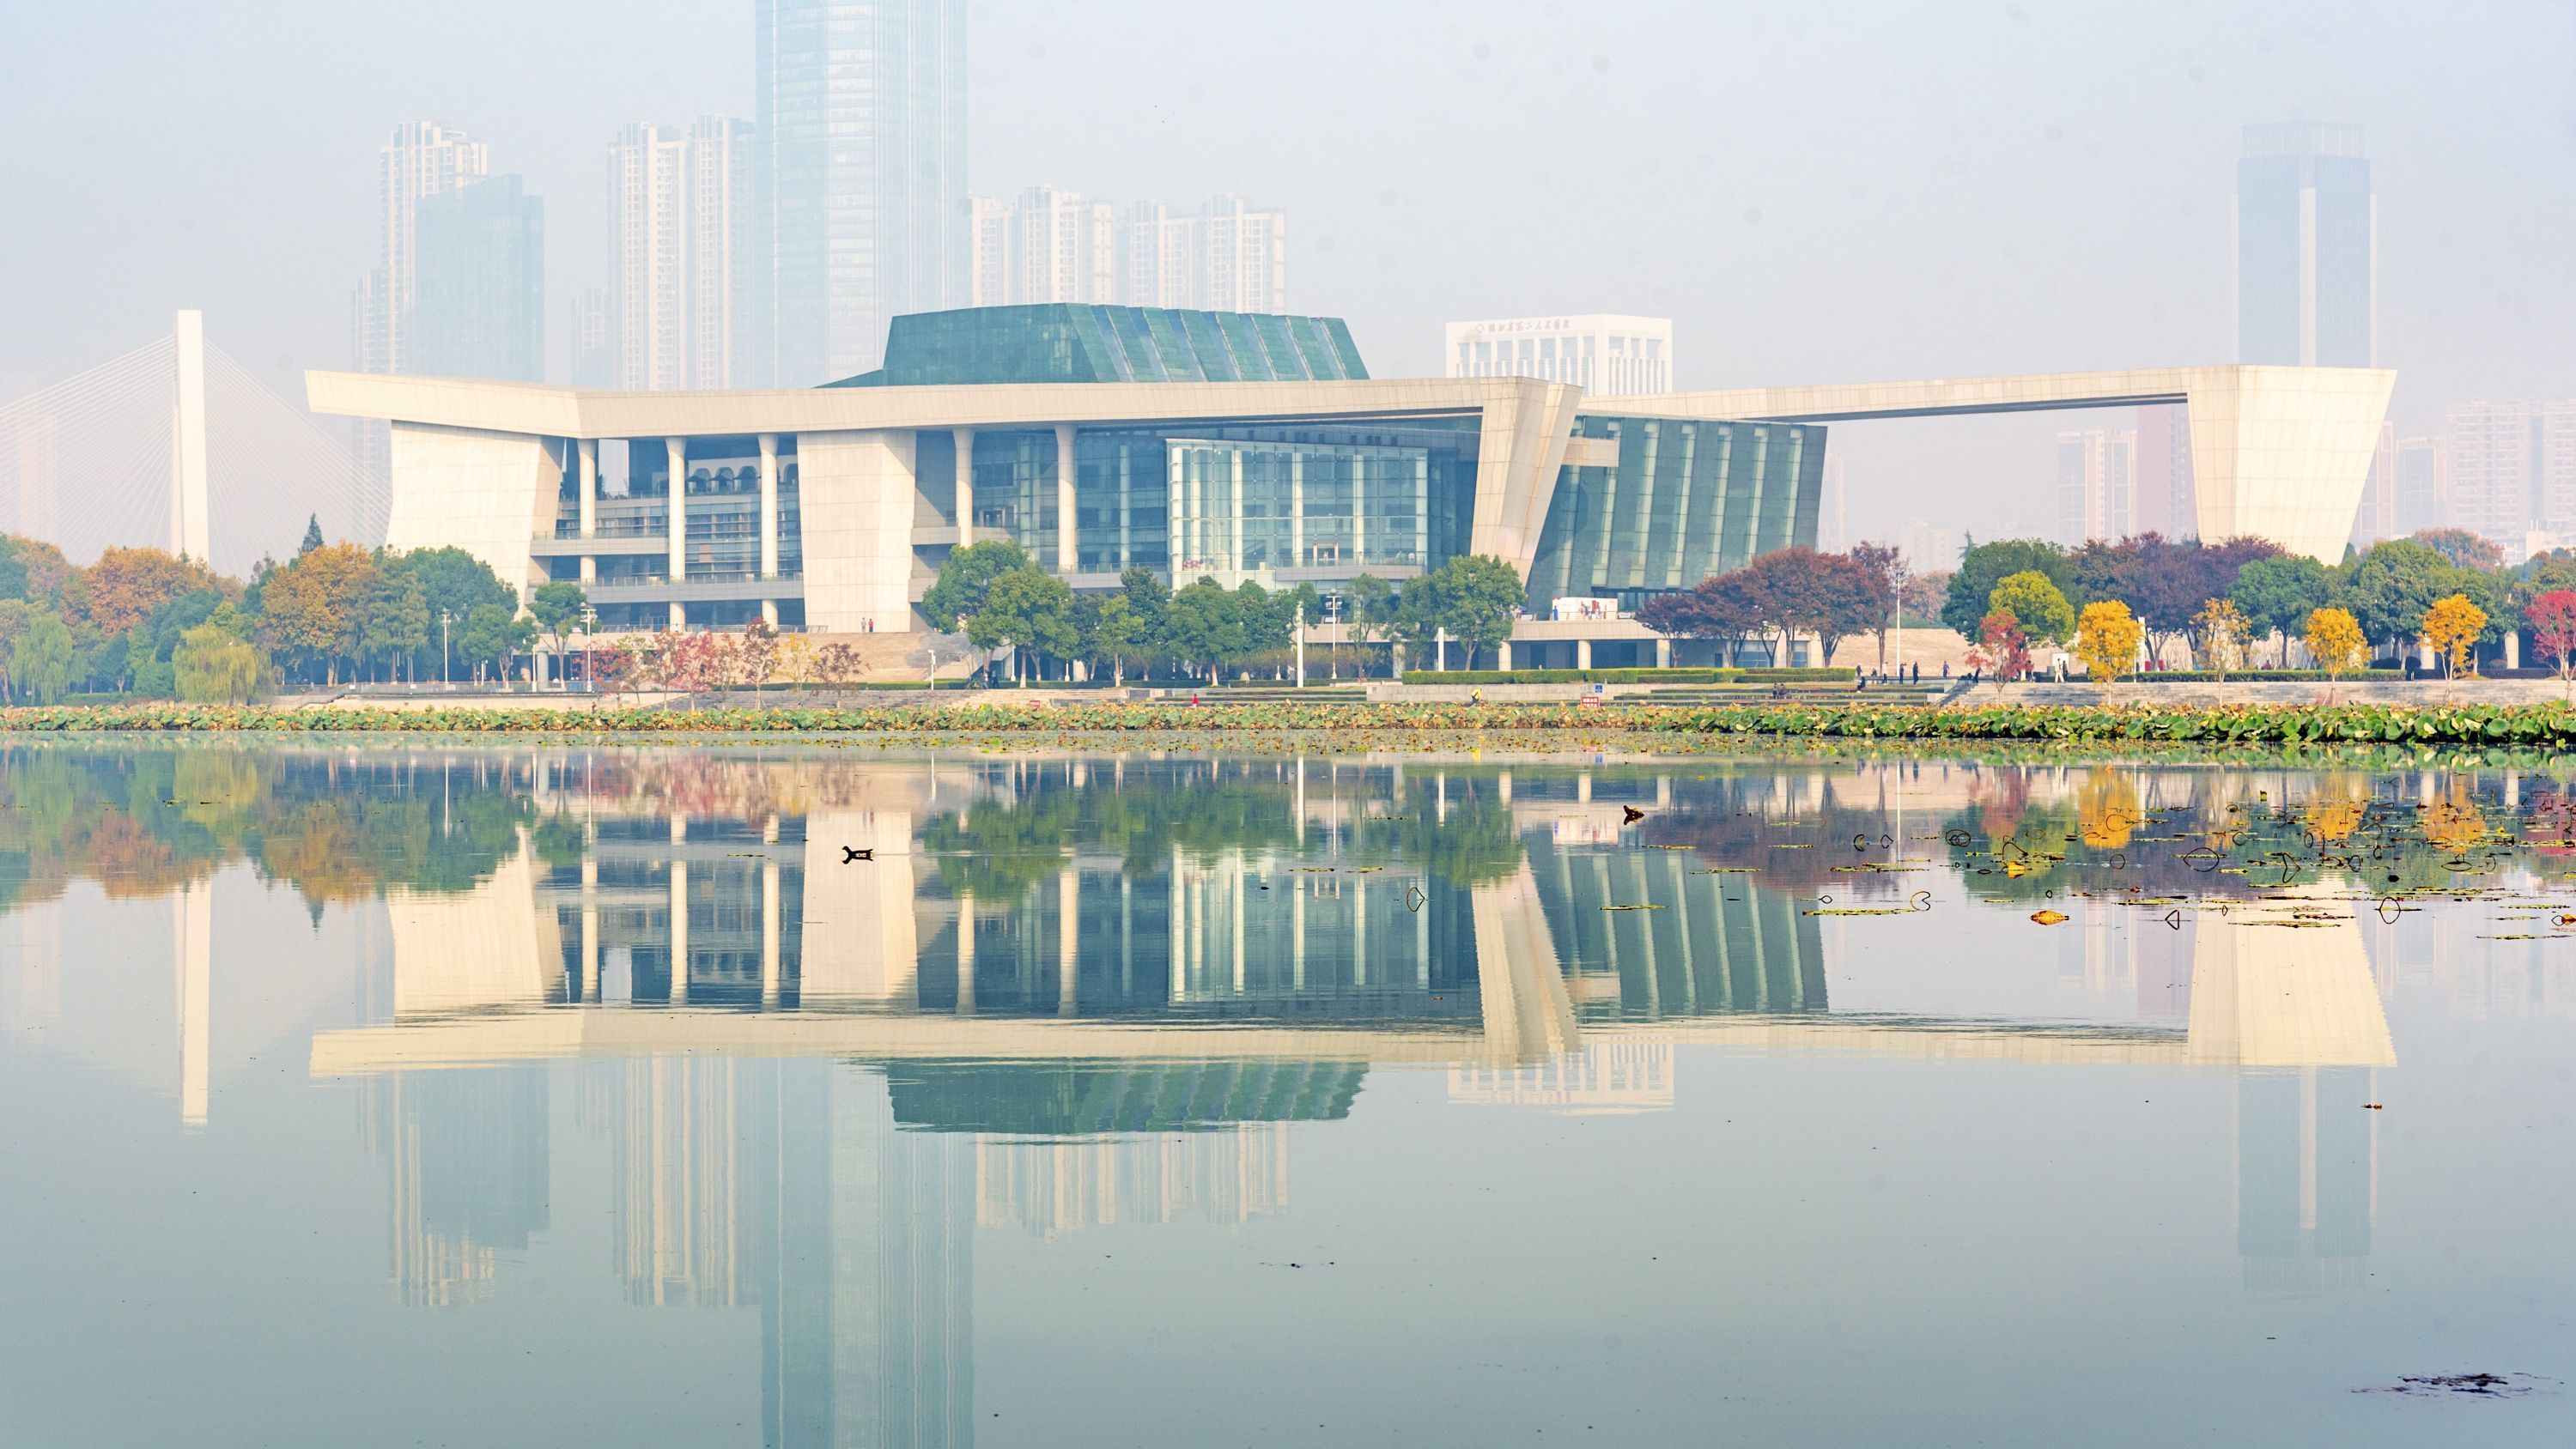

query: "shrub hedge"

left=1398, top=667, right=1856, bottom=685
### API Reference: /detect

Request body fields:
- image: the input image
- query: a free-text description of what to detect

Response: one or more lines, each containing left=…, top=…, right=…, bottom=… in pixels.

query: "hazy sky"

left=3, top=0, right=2569, bottom=539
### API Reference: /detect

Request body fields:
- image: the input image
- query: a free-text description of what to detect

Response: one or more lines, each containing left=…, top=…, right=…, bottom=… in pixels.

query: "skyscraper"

left=410, top=176, right=544, bottom=384
left=968, top=190, right=1290, bottom=312
left=360, top=121, right=490, bottom=378
left=2237, top=122, right=2375, bottom=367
left=684, top=116, right=762, bottom=390
left=608, top=118, right=763, bottom=392
left=2055, top=427, right=2136, bottom=546
left=353, top=121, right=490, bottom=484
left=607, top=124, right=690, bottom=391
left=2348, top=422, right=2399, bottom=552
left=2132, top=403, right=2196, bottom=538
left=757, top=0, right=969, bottom=385
left=2441, top=400, right=2576, bottom=557
left=2394, top=436, right=2442, bottom=536
left=1197, top=194, right=1288, bottom=314
left=568, top=288, right=613, bottom=388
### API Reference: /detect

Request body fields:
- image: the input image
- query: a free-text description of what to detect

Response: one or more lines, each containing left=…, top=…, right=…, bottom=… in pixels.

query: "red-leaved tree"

left=2526, top=590, right=2576, bottom=684
left=1965, top=610, right=2032, bottom=694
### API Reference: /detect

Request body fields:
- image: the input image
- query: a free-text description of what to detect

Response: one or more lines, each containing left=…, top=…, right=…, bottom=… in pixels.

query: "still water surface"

left=2, top=742, right=2572, bottom=1446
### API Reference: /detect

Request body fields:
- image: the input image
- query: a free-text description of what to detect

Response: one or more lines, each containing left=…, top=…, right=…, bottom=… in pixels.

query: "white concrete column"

left=1497, top=640, right=1511, bottom=670
left=1656, top=636, right=1672, bottom=669
left=761, top=859, right=781, bottom=1005
left=665, top=435, right=687, bottom=586
left=668, top=858, right=689, bottom=1002
left=171, top=310, right=210, bottom=563
left=1058, top=867, right=1080, bottom=1015
left=577, top=438, right=598, bottom=584
left=1352, top=457, right=1367, bottom=562
left=1055, top=423, right=1078, bottom=572
left=1116, top=445, right=1133, bottom=568
left=758, top=433, right=780, bottom=579
left=2506, top=631, right=2522, bottom=670
left=580, top=857, right=599, bottom=1002
left=1290, top=452, right=1305, bottom=567
left=1577, top=638, right=1594, bottom=670
left=952, top=427, right=975, bottom=544
left=955, top=894, right=977, bottom=1015
left=174, top=878, right=210, bottom=1128
left=1229, top=449, right=1246, bottom=574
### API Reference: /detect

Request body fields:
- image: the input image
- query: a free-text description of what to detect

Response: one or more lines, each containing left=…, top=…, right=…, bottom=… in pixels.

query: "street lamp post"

left=580, top=603, right=598, bottom=698
left=1294, top=603, right=1305, bottom=690
left=438, top=609, right=453, bottom=685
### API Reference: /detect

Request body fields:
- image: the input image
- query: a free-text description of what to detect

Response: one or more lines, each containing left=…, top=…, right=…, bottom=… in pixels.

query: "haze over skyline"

left=3, top=0, right=2569, bottom=543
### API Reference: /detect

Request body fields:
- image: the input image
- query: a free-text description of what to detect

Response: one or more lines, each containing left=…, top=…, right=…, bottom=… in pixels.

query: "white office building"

left=2444, top=399, right=2576, bottom=558
left=1444, top=316, right=1674, bottom=397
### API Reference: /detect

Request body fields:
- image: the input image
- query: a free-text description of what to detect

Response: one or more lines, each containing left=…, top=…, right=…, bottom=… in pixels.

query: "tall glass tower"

left=756, top=0, right=969, bottom=386
left=2236, top=122, right=2375, bottom=368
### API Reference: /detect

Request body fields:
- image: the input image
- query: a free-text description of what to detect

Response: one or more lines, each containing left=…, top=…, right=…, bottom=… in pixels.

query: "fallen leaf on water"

left=2030, top=909, right=2069, bottom=925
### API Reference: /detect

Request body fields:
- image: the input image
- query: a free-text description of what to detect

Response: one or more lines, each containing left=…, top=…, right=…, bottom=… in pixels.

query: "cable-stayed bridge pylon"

left=0, top=311, right=386, bottom=577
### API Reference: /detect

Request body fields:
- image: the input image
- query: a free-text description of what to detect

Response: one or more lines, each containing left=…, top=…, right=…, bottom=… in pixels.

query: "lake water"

left=2, top=740, right=2572, bottom=1446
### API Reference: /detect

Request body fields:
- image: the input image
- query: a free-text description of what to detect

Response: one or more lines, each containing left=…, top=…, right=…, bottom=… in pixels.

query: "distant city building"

left=968, top=190, right=1287, bottom=311
left=1898, top=518, right=1962, bottom=574
left=568, top=288, right=613, bottom=389
left=2132, top=403, right=2196, bottom=538
left=607, top=118, right=762, bottom=391
left=357, top=121, right=491, bottom=379
left=410, top=175, right=545, bottom=384
left=1814, top=453, right=1848, bottom=553
left=2237, top=122, right=2376, bottom=367
left=2348, top=422, right=2400, bottom=552
left=352, top=121, right=491, bottom=484
left=2394, top=435, right=2442, bottom=536
left=1444, top=315, right=1674, bottom=396
left=2055, top=427, right=2135, bottom=546
left=2443, top=400, right=2576, bottom=559
left=757, top=0, right=969, bottom=385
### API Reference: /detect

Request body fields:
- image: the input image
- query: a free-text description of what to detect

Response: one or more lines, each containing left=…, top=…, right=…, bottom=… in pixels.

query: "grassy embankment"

left=9, top=699, right=2576, bottom=747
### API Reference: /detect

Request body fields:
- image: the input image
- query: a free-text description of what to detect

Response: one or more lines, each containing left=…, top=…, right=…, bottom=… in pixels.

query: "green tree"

left=1088, top=595, right=1153, bottom=686
left=2337, top=539, right=2454, bottom=653
left=9, top=609, right=74, bottom=703
left=1941, top=538, right=2079, bottom=636
left=2228, top=554, right=2331, bottom=666
left=528, top=581, right=587, bottom=682
left=1341, top=573, right=1398, bottom=676
left=1399, top=555, right=1525, bottom=666
left=298, top=514, right=325, bottom=555
left=966, top=567, right=1078, bottom=682
left=1161, top=578, right=1253, bottom=681
left=1985, top=570, right=2075, bottom=645
left=923, top=539, right=1036, bottom=633
left=361, top=567, right=431, bottom=681
left=172, top=622, right=265, bottom=703
left=457, top=602, right=534, bottom=682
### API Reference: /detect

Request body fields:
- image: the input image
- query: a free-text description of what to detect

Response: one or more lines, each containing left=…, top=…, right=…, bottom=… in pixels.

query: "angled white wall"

left=384, top=422, right=563, bottom=602
left=798, top=429, right=919, bottom=632
left=2184, top=367, right=2397, bottom=561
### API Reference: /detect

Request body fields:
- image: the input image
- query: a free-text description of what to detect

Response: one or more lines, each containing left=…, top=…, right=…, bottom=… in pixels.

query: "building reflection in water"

left=276, top=752, right=2433, bottom=1440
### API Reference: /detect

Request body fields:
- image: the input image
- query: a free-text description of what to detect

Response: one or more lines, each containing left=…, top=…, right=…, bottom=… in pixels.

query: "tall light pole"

left=1323, top=593, right=1341, bottom=681
left=580, top=603, right=598, bottom=695
left=438, top=609, right=453, bottom=684
left=1294, top=603, right=1305, bottom=689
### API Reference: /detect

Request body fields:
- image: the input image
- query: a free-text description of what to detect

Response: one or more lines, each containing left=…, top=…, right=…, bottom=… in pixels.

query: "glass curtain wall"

left=1164, top=439, right=1430, bottom=578
left=1524, top=417, right=1826, bottom=608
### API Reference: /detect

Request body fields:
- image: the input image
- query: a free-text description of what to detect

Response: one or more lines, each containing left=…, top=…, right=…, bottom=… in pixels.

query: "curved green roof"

left=829, top=305, right=1368, bottom=388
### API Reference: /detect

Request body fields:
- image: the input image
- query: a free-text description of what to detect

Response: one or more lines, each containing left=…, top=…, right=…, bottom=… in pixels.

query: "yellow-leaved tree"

left=2420, top=593, right=2488, bottom=678
left=2072, top=599, right=2143, bottom=696
left=2192, top=597, right=2251, bottom=682
left=2302, top=606, right=2368, bottom=700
